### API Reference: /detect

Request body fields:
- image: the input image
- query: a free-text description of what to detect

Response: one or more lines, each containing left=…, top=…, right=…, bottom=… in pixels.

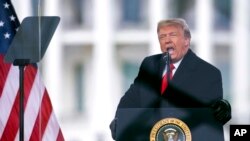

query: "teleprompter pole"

left=14, top=59, right=30, bottom=141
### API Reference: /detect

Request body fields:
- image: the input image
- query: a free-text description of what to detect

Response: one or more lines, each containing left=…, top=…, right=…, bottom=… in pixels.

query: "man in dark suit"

left=110, top=18, right=231, bottom=140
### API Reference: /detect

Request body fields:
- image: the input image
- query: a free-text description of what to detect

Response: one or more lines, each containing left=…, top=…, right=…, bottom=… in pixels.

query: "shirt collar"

left=172, top=57, right=183, bottom=70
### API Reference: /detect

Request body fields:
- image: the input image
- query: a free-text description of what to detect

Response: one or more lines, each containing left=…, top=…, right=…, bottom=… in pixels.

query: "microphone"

left=163, top=51, right=171, bottom=81
left=163, top=51, right=170, bottom=65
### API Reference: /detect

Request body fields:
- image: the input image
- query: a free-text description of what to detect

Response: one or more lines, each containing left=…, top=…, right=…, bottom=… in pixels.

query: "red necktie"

left=161, top=64, right=175, bottom=94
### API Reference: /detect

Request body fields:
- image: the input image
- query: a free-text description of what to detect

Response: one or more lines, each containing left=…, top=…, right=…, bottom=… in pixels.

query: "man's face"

left=158, top=25, right=190, bottom=63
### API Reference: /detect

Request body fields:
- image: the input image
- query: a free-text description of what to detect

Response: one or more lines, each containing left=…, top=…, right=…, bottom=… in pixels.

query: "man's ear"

left=184, top=38, right=190, bottom=47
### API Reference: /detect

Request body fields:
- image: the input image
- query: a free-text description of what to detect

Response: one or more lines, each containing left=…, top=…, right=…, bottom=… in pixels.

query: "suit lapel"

left=171, top=49, right=197, bottom=86
left=158, top=54, right=167, bottom=90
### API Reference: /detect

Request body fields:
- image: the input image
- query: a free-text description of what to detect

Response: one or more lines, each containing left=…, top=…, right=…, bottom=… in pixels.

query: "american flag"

left=0, top=0, right=64, bottom=140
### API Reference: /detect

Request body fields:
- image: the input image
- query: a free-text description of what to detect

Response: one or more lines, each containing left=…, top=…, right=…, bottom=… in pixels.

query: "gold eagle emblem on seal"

left=150, top=118, right=192, bottom=141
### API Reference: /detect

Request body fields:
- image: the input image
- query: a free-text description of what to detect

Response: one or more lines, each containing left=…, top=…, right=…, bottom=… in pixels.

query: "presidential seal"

left=150, top=118, right=191, bottom=141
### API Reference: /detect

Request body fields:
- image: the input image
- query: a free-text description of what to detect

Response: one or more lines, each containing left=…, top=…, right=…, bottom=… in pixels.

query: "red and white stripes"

left=0, top=55, right=64, bottom=141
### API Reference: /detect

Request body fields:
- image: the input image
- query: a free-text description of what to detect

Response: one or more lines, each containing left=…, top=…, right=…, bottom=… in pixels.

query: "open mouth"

left=167, top=47, right=174, bottom=55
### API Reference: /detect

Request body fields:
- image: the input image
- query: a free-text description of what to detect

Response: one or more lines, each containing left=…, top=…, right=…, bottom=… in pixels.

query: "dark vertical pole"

left=19, top=65, right=25, bottom=141
left=14, top=59, right=29, bottom=141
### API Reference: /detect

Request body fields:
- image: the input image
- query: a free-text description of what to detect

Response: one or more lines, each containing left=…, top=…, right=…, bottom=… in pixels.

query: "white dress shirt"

left=162, top=58, right=183, bottom=77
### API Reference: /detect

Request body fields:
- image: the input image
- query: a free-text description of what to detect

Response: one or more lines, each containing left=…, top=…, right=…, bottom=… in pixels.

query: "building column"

left=11, top=0, right=32, bottom=23
left=149, top=0, right=167, bottom=55
left=92, top=0, right=115, bottom=140
left=12, top=0, right=31, bottom=21
left=195, top=0, right=213, bottom=63
left=231, top=0, right=250, bottom=123
left=43, top=0, right=63, bottom=116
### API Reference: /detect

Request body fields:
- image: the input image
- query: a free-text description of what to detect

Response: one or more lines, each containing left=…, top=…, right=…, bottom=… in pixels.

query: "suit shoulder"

left=196, top=55, right=221, bottom=74
left=185, top=50, right=220, bottom=73
left=144, top=54, right=162, bottom=60
left=140, top=54, right=162, bottom=64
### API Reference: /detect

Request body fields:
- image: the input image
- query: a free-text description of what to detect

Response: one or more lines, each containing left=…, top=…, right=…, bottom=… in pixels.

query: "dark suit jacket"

left=112, top=49, right=224, bottom=141
left=117, top=49, right=223, bottom=109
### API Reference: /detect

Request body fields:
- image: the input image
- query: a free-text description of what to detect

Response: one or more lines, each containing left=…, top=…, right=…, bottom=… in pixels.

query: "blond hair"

left=157, top=18, right=191, bottom=39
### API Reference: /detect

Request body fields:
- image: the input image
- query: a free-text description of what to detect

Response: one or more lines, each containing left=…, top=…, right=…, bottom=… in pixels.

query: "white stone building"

left=12, top=0, right=250, bottom=140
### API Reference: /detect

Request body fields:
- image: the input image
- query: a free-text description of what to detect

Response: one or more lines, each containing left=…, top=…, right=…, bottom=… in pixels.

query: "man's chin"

left=171, top=57, right=179, bottom=63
